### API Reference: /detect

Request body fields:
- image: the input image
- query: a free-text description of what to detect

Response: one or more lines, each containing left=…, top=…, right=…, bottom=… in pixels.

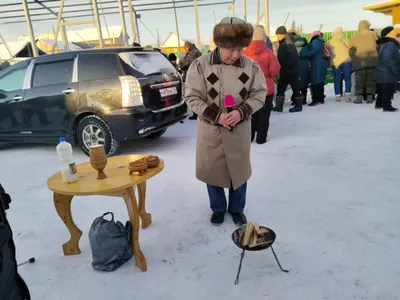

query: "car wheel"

left=76, top=115, right=119, bottom=157
left=146, top=129, right=167, bottom=139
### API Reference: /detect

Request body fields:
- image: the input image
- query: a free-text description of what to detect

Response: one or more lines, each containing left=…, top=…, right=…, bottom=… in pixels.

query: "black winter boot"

left=229, top=212, right=247, bottom=227
left=273, top=96, right=285, bottom=112
left=383, top=105, right=399, bottom=112
left=289, top=97, right=303, bottom=113
left=211, top=212, right=225, bottom=225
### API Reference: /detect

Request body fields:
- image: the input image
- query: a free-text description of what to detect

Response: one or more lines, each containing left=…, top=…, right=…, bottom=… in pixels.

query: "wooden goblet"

left=89, top=145, right=107, bottom=180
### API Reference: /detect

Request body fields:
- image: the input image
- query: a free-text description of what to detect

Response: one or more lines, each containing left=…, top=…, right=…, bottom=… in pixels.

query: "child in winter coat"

left=243, top=26, right=281, bottom=144
left=375, top=26, right=400, bottom=112
left=300, top=31, right=329, bottom=106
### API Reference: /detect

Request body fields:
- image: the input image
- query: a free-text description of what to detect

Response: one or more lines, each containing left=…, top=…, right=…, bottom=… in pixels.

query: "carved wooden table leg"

left=137, top=181, right=152, bottom=229
left=53, top=193, right=82, bottom=255
left=123, top=187, right=147, bottom=272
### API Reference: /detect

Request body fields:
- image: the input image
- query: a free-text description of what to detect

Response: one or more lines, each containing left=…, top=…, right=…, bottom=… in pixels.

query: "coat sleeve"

left=381, top=43, right=400, bottom=80
left=300, top=39, right=320, bottom=58
left=179, top=52, right=193, bottom=70
left=268, top=51, right=281, bottom=78
left=237, top=63, right=267, bottom=120
left=184, top=59, right=221, bottom=123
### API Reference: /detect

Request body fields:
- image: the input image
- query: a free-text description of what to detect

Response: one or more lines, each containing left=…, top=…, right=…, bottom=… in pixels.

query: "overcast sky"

left=0, top=0, right=393, bottom=46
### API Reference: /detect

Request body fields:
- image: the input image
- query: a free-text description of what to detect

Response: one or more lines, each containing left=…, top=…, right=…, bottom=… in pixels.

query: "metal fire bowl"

left=232, top=226, right=276, bottom=251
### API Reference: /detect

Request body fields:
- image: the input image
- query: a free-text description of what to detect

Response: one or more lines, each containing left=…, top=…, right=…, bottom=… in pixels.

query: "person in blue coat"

left=295, top=35, right=310, bottom=104
left=375, top=26, right=400, bottom=112
left=299, top=31, right=329, bottom=106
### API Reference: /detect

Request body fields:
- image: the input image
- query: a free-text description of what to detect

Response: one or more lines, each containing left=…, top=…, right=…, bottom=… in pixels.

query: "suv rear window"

left=78, top=54, right=121, bottom=81
left=32, top=59, right=74, bottom=87
left=119, top=51, right=176, bottom=77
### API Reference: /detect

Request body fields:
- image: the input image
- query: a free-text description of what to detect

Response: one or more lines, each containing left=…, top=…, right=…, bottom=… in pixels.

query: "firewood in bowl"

left=240, top=222, right=274, bottom=249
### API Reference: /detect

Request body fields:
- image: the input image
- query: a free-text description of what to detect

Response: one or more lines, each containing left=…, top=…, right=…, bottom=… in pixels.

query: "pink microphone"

left=224, top=94, right=234, bottom=131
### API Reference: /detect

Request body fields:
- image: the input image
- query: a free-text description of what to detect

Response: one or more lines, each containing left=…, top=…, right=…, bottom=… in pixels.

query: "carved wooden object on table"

left=129, top=159, right=148, bottom=176
left=47, top=154, right=164, bottom=272
left=89, top=145, right=108, bottom=180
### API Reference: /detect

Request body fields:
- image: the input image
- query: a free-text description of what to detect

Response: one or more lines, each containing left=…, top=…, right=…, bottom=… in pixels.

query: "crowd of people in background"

left=174, top=16, right=400, bottom=225
left=161, top=18, right=400, bottom=150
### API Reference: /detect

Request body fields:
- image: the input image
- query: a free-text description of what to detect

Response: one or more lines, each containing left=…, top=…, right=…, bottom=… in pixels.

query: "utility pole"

left=156, top=28, right=160, bottom=48
left=319, top=24, right=324, bottom=32
left=135, top=12, right=141, bottom=44
left=193, top=0, right=201, bottom=48
left=213, top=10, right=217, bottom=26
left=51, top=0, right=65, bottom=53
left=117, top=0, right=128, bottom=46
left=127, top=0, right=137, bottom=44
left=172, top=0, right=181, bottom=51
left=21, top=0, right=38, bottom=57
left=257, top=0, right=260, bottom=24
left=92, top=0, right=104, bottom=48
left=264, top=0, right=270, bottom=36
left=243, top=0, right=247, bottom=21
left=229, top=1, right=235, bottom=17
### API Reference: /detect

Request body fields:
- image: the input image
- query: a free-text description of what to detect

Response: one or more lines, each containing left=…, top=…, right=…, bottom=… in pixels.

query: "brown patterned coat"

left=184, top=50, right=267, bottom=190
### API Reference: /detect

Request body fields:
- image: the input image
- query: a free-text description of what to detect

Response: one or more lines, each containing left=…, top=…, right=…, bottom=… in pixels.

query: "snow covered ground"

left=2, top=85, right=400, bottom=300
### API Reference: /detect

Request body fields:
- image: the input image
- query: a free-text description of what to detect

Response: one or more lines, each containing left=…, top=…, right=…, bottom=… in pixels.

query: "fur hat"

left=381, top=26, right=394, bottom=37
left=252, top=26, right=266, bottom=41
left=276, top=26, right=287, bottom=35
left=213, top=17, right=253, bottom=49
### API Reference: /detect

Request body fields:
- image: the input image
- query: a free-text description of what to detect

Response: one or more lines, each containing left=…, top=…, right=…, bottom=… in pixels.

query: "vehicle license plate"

left=159, top=87, right=178, bottom=97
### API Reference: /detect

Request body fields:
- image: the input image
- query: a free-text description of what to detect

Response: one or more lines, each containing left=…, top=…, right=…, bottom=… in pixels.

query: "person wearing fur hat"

left=299, top=31, right=329, bottom=106
left=273, top=26, right=303, bottom=113
left=327, top=27, right=352, bottom=102
left=349, top=20, right=378, bottom=104
left=184, top=17, right=267, bottom=226
left=375, top=26, right=400, bottom=112
left=243, top=26, right=281, bottom=144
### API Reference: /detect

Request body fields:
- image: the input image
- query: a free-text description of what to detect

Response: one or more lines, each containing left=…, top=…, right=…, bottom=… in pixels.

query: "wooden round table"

left=47, top=155, right=164, bottom=272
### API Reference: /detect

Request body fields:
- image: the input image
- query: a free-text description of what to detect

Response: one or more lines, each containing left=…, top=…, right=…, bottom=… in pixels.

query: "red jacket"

left=243, top=40, right=281, bottom=96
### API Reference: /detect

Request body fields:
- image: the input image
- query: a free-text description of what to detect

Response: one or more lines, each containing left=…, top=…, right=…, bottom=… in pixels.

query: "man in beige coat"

left=349, top=20, right=378, bottom=104
left=185, top=17, right=267, bottom=226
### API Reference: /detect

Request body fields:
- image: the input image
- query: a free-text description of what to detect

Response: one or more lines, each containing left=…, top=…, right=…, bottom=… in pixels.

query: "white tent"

left=0, top=41, right=45, bottom=61
left=161, top=32, right=185, bottom=48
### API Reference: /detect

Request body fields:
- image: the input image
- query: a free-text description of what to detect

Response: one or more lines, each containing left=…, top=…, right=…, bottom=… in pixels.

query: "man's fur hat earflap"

left=213, top=17, right=253, bottom=49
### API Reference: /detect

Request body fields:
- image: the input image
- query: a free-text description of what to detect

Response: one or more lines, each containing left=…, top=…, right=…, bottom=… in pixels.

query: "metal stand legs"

left=271, top=246, right=289, bottom=273
left=234, top=249, right=246, bottom=285
left=234, top=247, right=289, bottom=285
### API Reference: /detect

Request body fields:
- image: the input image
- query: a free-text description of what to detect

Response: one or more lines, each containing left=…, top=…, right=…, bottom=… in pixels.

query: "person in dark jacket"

left=0, top=184, right=30, bottom=300
left=179, top=41, right=202, bottom=120
left=273, top=26, right=303, bottom=113
left=375, top=26, right=400, bottom=112
left=294, top=35, right=310, bottom=105
left=168, top=53, right=181, bottom=73
left=300, top=31, right=329, bottom=106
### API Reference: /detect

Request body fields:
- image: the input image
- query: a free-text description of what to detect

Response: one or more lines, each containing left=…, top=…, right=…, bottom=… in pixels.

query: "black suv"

left=0, top=47, right=187, bottom=156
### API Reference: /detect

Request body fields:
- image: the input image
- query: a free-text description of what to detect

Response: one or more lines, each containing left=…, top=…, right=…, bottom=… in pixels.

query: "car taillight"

left=119, top=75, right=143, bottom=108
